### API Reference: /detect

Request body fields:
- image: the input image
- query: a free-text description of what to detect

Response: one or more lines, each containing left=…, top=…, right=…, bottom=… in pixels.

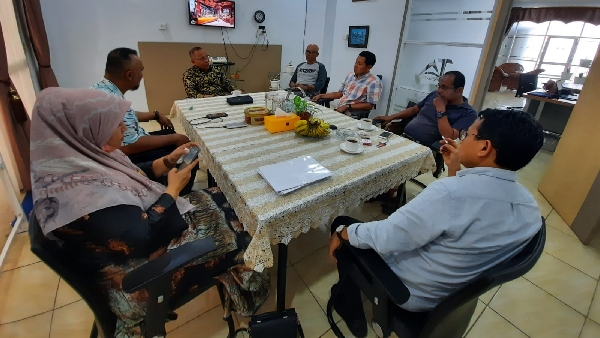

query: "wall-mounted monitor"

left=189, top=0, right=235, bottom=28
left=348, top=26, right=369, bottom=48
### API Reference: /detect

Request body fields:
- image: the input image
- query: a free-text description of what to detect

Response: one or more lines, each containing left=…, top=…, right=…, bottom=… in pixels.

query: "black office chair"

left=29, top=211, right=238, bottom=338
left=326, top=217, right=546, bottom=338
left=515, top=73, right=539, bottom=97
left=321, top=77, right=331, bottom=95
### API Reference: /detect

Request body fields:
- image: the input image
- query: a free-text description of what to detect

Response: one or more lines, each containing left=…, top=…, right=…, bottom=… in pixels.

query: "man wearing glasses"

left=183, top=46, right=234, bottom=98
left=374, top=71, right=477, bottom=147
left=328, top=109, right=544, bottom=337
left=289, top=44, right=328, bottom=98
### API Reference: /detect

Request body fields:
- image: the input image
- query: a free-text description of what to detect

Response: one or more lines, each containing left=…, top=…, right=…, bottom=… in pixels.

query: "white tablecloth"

left=171, top=92, right=435, bottom=271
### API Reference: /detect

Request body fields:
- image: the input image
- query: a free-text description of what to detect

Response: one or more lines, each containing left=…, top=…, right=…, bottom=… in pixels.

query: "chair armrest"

left=342, top=242, right=410, bottom=306
left=122, top=238, right=218, bottom=293
left=495, top=66, right=509, bottom=78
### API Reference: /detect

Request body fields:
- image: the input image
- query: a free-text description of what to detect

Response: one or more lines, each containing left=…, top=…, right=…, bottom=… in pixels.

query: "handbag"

left=248, top=308, right=305, bottom=338
left=227, top=95, right=254, bottom=105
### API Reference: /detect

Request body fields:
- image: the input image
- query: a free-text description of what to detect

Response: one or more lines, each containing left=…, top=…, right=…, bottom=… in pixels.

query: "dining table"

left=171, top=91, right=436, bottom=311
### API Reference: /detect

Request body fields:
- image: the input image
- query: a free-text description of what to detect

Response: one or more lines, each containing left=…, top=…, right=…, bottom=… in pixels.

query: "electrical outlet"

left=259, top=25, right=266, bottom=34
left=159, top=23, right=168, bottom=30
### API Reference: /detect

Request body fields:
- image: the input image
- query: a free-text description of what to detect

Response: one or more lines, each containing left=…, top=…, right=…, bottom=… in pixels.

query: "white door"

left=388, top=0, right=496, bottom=115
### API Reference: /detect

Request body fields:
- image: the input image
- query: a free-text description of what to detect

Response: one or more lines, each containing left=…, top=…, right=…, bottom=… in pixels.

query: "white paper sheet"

left=258, top=156, right=332, bottom=195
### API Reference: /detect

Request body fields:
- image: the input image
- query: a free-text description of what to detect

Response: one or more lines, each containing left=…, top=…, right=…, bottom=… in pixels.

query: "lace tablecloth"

left=171, top=92, right=435, bottom=271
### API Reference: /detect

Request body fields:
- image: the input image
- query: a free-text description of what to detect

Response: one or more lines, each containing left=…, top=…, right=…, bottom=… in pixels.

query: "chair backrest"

left=515, top=73, right=539, bottom=97
left=29, top=212, right=116, bottom=337
left=321, top=77, right=331, bottom=94
left=419, top=219, right=546, bottom=338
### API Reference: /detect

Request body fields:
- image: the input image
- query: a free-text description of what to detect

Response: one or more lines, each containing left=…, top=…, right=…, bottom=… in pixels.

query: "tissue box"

left=264, top=114, right=300, bottom=133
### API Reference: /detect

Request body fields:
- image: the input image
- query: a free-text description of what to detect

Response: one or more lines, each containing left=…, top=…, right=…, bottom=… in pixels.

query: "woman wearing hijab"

left=30, top=88, right=269, bottom=337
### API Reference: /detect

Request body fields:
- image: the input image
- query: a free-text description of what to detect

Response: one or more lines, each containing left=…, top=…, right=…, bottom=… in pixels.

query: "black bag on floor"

left=248, top=308, right=305, bottom=338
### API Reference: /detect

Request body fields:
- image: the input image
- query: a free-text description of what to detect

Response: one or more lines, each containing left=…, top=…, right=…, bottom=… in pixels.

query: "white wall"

left=328, top=0, right=407, bottom=117
left=320, top=0, right=337, bottom=73
left=41, top=0, right=327, bottom=111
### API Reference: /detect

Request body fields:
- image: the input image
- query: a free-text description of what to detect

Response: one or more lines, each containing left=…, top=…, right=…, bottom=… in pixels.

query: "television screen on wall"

left=189, top=0, right=235, bottom=28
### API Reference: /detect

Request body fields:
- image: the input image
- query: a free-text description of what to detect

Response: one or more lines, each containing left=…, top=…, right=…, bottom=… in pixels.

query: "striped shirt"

left=91, top=78, right=148, bottom=145
left=338, top=72, right=382, bottom=107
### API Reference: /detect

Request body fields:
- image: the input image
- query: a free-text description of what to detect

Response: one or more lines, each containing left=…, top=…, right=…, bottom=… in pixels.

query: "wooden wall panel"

left=138, top=42, right=281, bottom=114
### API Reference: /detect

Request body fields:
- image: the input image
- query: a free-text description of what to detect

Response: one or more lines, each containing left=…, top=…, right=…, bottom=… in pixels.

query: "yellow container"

left=244, top=106, right=270, bottom=125
left=264, top=114, right=300, bottom=133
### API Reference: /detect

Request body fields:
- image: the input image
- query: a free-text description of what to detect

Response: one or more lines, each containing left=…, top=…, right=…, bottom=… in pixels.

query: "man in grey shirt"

left=289, top=44, right=327, bottom=98
left=328, top=109, right=544, bottom=337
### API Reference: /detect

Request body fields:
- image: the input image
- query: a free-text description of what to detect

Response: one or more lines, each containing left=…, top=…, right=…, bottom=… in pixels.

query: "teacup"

left=231, top=90, right=242, bottom=96
left=360, top=118, right=372, bottom=129
left=345, top=137, right=360, bottom=152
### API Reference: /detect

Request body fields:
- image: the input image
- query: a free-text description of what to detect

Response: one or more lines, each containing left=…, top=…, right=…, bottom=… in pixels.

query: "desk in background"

left=523, top=93, right=576, bottom=136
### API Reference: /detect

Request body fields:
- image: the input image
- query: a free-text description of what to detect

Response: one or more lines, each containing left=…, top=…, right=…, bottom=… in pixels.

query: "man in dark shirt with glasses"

left=183, top=46, right=233, bottom=98
left=374, top=71, right=477, bottom=147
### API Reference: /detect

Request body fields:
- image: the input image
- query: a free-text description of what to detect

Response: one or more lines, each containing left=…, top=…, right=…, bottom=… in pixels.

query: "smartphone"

left=379, top=131, right=392, bottom=138
left=225, top=122, right=248, bottom=129
left=206, top=112, right=228, bottom=119
left=177, top=146, right=201, bottom=170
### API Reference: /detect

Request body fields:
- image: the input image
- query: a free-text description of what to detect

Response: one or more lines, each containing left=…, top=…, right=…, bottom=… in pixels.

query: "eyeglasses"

left=305, top=50, right=318, bottom=54
left=459, top=129, right=481, bottom=141
left=192, top=56, right=210, bottom=62
left=189, top=117, right=223, bottom=126
left=437, top=84, right=455, bottom=91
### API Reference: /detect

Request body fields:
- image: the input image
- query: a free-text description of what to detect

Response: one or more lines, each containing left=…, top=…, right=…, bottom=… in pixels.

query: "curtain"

left=505, top=7, right=600, bottom=36
left=22, top=0, right=58, bottom=89
left=0, top=23, right=32, bottom=191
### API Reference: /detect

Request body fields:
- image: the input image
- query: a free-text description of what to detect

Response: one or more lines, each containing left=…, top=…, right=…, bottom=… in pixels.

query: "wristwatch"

left=154, top=110, right=160, bottom=120
left=335, top=225, right=347, bottom=241
left=436, top=110, right=446, bottom=118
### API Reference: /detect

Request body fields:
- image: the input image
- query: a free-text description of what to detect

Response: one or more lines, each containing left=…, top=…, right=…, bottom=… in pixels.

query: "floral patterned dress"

left=52, top=163, right=270, bottom=337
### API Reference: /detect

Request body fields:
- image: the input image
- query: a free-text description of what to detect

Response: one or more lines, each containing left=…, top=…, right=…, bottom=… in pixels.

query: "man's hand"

left=433, top=95, right=447, bottom=112
left=170, top=134, right=190, bottom=147
left=156, top=112, right=174, bottom=130
left=312, top=94, right=322, bottom=102
left=328, top=233, right=342, bottom=263
left=373, top=115, right=393, bottom=124
left=166, top=142, right=200, bottom=165
left=336, top=105, right=349, bottom=113
left=440, top=137, right=460, bottom=176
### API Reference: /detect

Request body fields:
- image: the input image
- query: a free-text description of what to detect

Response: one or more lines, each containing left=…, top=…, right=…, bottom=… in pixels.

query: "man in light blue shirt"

left=91, top=48, right=190, bottom=159
left=92, top=48, right=196, bottom=195
left=328, top=109, right=544, bottom=337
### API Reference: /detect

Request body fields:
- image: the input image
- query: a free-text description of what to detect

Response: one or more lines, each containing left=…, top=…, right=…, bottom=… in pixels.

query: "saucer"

left=357, top=122, right=376, bottom=131
left=340, top=143, right=364, bottom=154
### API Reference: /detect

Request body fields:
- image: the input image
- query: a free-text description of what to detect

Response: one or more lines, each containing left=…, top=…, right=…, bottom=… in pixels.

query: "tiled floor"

left=1, top=120, right=600, bottom=338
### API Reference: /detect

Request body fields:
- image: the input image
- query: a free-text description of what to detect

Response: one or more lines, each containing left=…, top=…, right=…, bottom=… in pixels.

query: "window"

left=498, top=21, right=600, bottom=88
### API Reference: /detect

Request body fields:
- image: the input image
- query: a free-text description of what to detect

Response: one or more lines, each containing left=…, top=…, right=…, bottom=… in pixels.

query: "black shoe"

left=331, top=284, right=368, bottom=338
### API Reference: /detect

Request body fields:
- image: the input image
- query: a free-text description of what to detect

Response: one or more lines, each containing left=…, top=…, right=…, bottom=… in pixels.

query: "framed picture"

left=348, top=26, right=370, bottom=48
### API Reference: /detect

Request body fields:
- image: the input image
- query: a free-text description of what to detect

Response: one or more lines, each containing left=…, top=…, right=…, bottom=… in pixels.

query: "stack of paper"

left=258, top=156, right=332, bottom=195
